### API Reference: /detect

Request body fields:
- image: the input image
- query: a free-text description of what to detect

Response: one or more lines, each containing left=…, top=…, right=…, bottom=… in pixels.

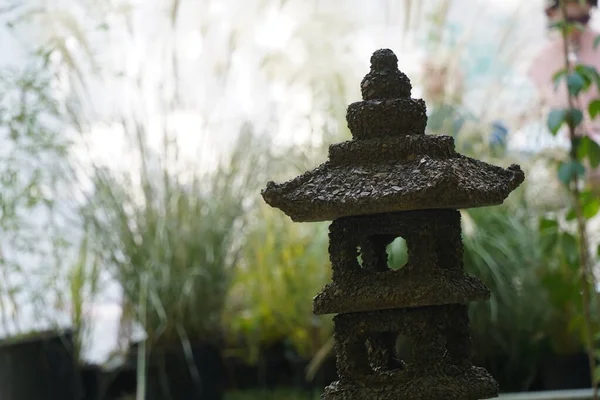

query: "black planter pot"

left=223, top=340, right=294, bottom=390
left=81, top=364, right=134, bottom=400
left=102, top=365, right=137, bottom=400
left=540, top=352, right=591, bottom=390
left=137, top=342, right=225, bottom=400
left=290, top=358, right=310, bottom=389
left=223, top=356, right=259, bottom=390
left=0, top=329, right=81, bottom=400
left=260, top=341, right=295, bottom=388
left=305, top=355, right=338, bottom=391
left=223, top=341, right=339, bottom=392
left=474, top=353, right=540, bottom=393
left=80, top=364, right=102, bottom=400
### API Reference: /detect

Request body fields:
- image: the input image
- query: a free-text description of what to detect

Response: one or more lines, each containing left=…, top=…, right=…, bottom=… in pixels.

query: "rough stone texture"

left=326, top=306, right=498, bottom=400
left=261, top=49, right=524, bottom=224
left=360, top=49, right=412, bottom=101
left=262, top=155, right=524, bottom=222
left=346, top=98, right=427, bottom=139
left=261, top=48, right=523, bottom=400
left=323, top=366, right=498, bottom=400
left=313, top=270, right=490, bottom=315
left=328, top=135, right=455, bottom=165
left=313, top=210, right=489, bottom=315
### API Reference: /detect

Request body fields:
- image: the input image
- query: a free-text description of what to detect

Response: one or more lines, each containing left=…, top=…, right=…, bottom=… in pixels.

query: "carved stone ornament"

left=262, top=48, right=524, bottom=400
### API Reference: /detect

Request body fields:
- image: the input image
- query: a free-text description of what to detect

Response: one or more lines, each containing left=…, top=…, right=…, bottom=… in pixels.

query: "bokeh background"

left=1, top=0, right=600, bottom=399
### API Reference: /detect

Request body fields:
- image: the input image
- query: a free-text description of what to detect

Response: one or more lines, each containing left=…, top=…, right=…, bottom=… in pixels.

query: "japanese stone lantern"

left=261, top=49, right=524, bottom=400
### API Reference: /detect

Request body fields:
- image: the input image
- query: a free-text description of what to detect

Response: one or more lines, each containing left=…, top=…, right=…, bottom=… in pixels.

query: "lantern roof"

left=262, top=49, right=524, bottom=222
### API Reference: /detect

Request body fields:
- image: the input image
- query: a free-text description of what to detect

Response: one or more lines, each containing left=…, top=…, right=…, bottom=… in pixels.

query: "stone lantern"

left=262, top=49, right=524, bottom=400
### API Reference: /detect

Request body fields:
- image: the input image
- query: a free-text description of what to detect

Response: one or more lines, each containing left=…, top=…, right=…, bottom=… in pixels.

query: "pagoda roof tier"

left=312, top=269, right=490, bottom=315
left=262, top=135, right=524, bottom=222
left=262, top=48, right=524, bottom=222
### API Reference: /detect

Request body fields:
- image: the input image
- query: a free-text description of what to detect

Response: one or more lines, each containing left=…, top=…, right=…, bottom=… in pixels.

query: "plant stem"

left=558, top=1, right=598, bottom=398
left=136, top=273, right=148, bottom=400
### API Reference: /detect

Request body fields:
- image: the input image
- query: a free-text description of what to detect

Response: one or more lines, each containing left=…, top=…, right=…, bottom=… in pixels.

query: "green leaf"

left=539, top=217, right=558, bottom=232
left=567, top=72, right=586, bottom=96
left=566, top=208, right=577, bottom=221
left=595, top=35, right=600, bottom=49
left=566, top=108, right=584, bottom=128
left=561, top=232, right=579, bottom=267
left=548, top=109, right=567, bottom=135
left=539, top=217, right=560, bottom=256
left=547, top=108, right=582, bottom=135
left=576, top=136, right=600, bottom=168
left=579, top=191, right=600, bottom=220
left=572, top=22, right=587, bottom=32
left=553, top=69, right=568, bottom=89
left=550, top=21, right=586, bottom=36
left=558, top=160, right=586, bottom=185
left=568, top=313, right=584, bottom=333
left=584, top=197, right=600, bottom=219
left=589, top=99, right=600, bottom=119
left=549, top=21, right=563, bottom=30
left=575, top=64, right=599, bottom=85
left=549, top=20, right=577, bottom=34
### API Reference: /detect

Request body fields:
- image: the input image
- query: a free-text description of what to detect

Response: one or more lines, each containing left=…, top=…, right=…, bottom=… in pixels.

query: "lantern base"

left=322, top=365, right=498, bottom=400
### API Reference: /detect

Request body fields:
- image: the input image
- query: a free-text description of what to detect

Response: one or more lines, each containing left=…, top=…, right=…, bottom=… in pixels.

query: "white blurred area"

left=2, top=0, right=598, bottom=365
left=63, top=0, right=556, bottom=173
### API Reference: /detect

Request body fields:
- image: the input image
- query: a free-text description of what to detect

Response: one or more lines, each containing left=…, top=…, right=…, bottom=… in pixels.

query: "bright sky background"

left=66, top=0, right=556, bottom=177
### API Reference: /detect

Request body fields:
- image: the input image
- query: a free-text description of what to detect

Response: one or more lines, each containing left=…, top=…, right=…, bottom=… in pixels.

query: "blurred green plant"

left=539, top=1, right=600, bottom=395
left=538, top=215, right=599, bottom=355
left=225, top=389, right=319, bottom=400
left=462, top=201, right=549, bottom=391
left=86, top=128, right=264, bottom=349
left=0, top=64, right=73, bottom=333
left=224, top=204, right=332, bottom=363
left=64, top=223, right=102, bottom=362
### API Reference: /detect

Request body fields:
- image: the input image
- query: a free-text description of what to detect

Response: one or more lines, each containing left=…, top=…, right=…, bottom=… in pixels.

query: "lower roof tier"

left=313, top=269, right=490, bottom=315
left=263, top=149, right=524, bottom=222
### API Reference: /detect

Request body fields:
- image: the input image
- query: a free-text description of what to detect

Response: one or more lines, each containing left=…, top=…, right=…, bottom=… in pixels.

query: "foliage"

left=0, top=63, right=74, bottom=333
left=0, top=4, right=119, bottom=369
left=542, top=1, right=600, bottom=395
left=63, top=224, right=102, bottom=361
left=225, top=389, right=319, bottom=400
left=86, top=130, right=264, bottom=348
left=538, top=215, right=600, bottom=354
left=418, top=2, right=600, bottom=391
left=463, top=202, right=549, bottom=391
left=224, top=204, right=332, bottom=363
left=0, top=66, right=68, bottom=249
